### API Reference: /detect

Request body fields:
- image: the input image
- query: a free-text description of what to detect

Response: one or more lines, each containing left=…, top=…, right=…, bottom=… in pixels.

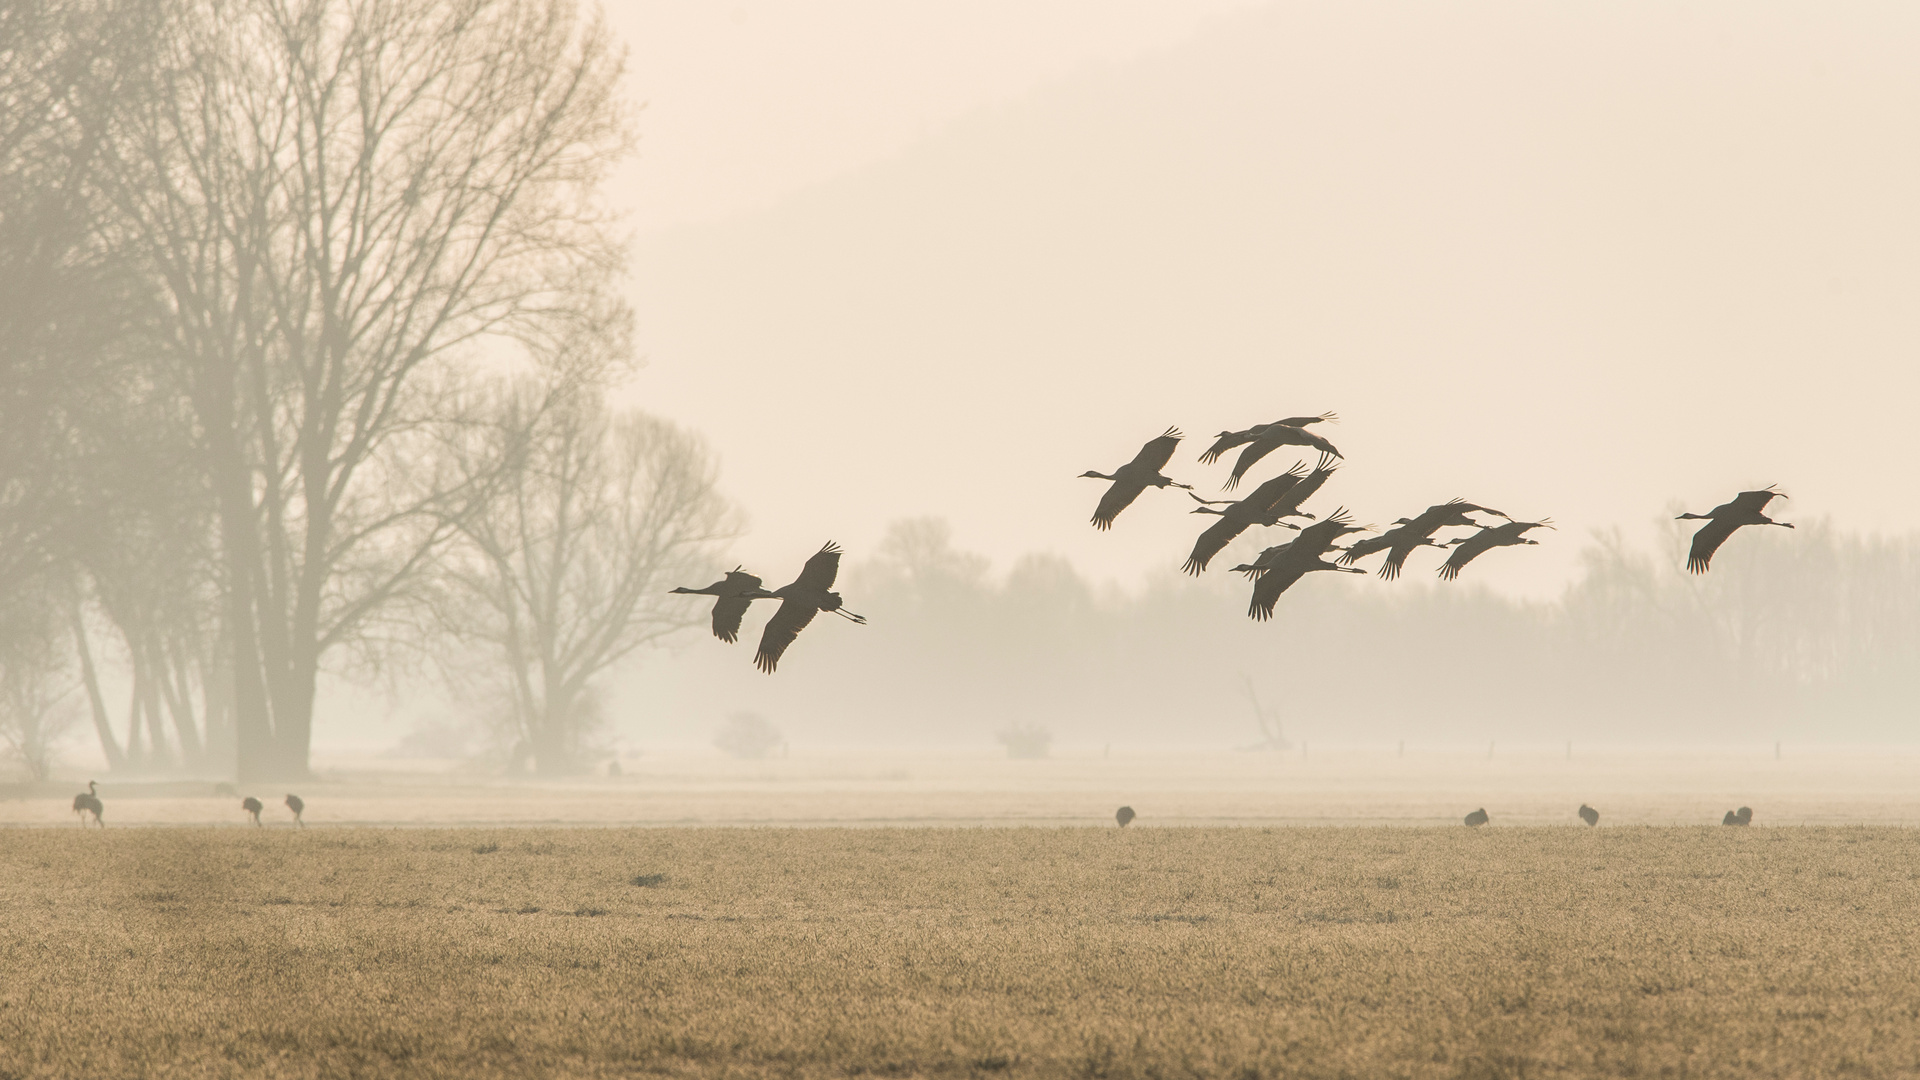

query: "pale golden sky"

left=608, top=1, right=1920, bottom=598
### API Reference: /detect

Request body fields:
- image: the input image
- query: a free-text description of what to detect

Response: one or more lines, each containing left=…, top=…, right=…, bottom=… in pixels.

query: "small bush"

left=996, top=722, right=1052, bottom=760
left=630, top=873, right=667, bottom=888
left=714, top=713, right=783, bottom=760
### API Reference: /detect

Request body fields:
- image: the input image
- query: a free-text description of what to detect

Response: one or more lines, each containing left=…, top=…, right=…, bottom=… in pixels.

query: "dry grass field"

left=4, top=826, right=1919, bottom=1079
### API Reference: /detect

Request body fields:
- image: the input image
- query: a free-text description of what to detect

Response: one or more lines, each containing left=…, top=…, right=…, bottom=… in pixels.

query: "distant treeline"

left=655, top=517, right=1920, bottom=747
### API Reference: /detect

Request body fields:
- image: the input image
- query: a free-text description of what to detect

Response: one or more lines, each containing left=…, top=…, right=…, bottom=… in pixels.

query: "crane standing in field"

left=1081, top=428, right=1193, bottom=530
left=242, top=796, right=263, bottom=826
left=754, top=542, right=867, bottom=674
left=1677, top=488, right=1792, bottom=573
left=1438, top=519, right=1554, bottom=581
left=284, top=793, right=305, bottom=827
left=72, top=781, right=103, bottom=827
left=670, top=568, right=774, bottom=643
left=1198, top=412, right=1338, bottom=464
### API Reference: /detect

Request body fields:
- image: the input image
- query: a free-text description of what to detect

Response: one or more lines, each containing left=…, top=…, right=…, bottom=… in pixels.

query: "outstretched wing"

left=1127, top=427, right=1184, bottom=472
left=711, top=596, right=753, bottom=643
left=754, top=596, right=821, bottom=673
left=793, top=543, right=844, bottom=592
left=1686, top=517, right=1740, bottom=574
left=1731, top=487, right=1784, bottom=513
left=1224, top=438, right=1281, bottom=491
left=1247, top=562, right=1308, bottom=621
left=1275, top=411, right=1338, bottom=427
left=1198, top=429, right=1255, bottom=464
left=1336, top=533, right=1394, bottom=565
left=1265, top=455, right=1336, bottom=518
left=1182, top=514, right=1247, bottom=576
left=1091, top=479, right=1147, bottom=530
left=1241, top=462, right=1309, bottom=511
left=709, top=571, right=764, bottom=643
left=1378, top=544, right=1413, bottom=581
left=1438, top=531, right=1496, bottom=581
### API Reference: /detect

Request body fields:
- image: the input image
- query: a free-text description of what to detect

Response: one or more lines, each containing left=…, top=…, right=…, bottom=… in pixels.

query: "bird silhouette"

left=671, top=568, right=773, bottom=643
left=1464, top=808, right=1489, bottom=827
left=1180, top=463, right=1311, bottom=575
left=1338, top=521, right=1462, bottom=580
left=754, top=542, right=866, bottom=673
left=242, top=796, right=263, bottom=826
left=1404, top=499, right=1512, bottom=533
left=1115, top=805, right=1136, bottom=827
left=1578, top=804, right=1599, bottom=827
left=1230, top=507, right=1371, bottom=577
left=1236, top=520, right=1372, bottom=621
left=1737, top=806, right=1752, bottom=825
left=1081, top=428, right=1193, bottom=529
left=1221, top=420, right=1342, bottom=490
left=284, top=793, right=305, bottom=827
left=1677, top=488, right=1792, bottom=573
left=1438, top=519, right=1554, bottom=581
left=71, top=781, right=103, bottom=827
left=1197, top=412, right=1337, bottom=464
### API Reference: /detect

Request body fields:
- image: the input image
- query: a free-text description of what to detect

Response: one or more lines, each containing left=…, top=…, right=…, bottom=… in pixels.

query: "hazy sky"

left=607, top=0, right=1920, bottom=600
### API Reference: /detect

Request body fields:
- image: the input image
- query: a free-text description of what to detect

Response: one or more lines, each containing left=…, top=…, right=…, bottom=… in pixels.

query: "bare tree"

left=444, top=388, right=736, bottom=774
left=0, top=0, right=157, bottom=609
left=0, top=583, right=81, bottom=780
left=98, top=0, right=633, bottom=779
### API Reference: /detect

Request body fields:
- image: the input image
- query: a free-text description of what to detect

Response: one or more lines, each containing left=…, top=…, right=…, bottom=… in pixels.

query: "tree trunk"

left=68, top=599, right=124, bottom=772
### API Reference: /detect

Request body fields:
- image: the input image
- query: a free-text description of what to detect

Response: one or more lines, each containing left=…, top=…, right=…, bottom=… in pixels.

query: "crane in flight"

left=1677, top=488, right=1792, bottom=573
left=1243, top=549, right=1367, bottom=621
left=1229, top=508, right=1371, bottom=577
left=754, top=542, right=866, bottom=673
left=1220, top=420, right=1343, bottom=490
left=671, top=568, right=773, bottom=643
left=1401, top=499, right=1511, bottom=535
left=1438, top=519, right=1553, bottom=581
left=1338, top=521, right=1462, bottom=580
left=1198, top=412, right=1337, bottom=464
left=1080, top=428, right=1193, bottom=530
left=1180, top=464, right=1309, bottom=576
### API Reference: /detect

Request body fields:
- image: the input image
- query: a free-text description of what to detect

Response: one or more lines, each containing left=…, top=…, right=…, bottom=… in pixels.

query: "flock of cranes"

left=672, top=542, right=867, bottom=673
left=1081, top=414, right=1558, bottom=619
left=1080, top=412, right=1792, bottom=620
left=68, top=784, right=305, bottom=827
left=663, top=409, right=1791, bottom=670
left=67, top=779, right=1764, bottom=830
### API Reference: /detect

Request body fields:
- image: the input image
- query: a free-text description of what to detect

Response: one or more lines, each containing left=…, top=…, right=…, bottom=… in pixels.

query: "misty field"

left=5, top=827, right=1919, bottom=1079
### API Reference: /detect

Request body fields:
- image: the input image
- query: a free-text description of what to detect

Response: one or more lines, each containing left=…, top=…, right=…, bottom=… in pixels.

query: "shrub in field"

left=996, top=721, right=1052, bottom=759
left=714, top=713, right=783, bottom=760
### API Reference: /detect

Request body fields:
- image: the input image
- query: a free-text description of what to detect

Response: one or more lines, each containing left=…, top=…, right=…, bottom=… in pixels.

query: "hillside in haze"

left=626, top=0, right=1920, bottom=600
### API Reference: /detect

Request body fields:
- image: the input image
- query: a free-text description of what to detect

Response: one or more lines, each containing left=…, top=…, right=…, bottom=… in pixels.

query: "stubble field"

left=5, top=826, right=1920, bottom=1079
